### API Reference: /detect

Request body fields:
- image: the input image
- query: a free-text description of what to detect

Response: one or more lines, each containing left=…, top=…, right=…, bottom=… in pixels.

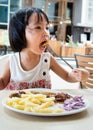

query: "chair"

left=74, top=53, right=93, bottom=88
left=0, top=45, right=7, bottom=55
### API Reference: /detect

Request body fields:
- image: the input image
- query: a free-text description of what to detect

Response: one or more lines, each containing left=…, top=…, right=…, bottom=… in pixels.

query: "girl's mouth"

left=40, top=41, right=49, bottom=47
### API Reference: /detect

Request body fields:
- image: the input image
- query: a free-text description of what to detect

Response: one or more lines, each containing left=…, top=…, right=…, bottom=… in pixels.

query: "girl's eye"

left=46, top=27, right=49, bottom=30
left=33, top=26, right=49, bottom=31
left=35, top=26, right=42, bottom=29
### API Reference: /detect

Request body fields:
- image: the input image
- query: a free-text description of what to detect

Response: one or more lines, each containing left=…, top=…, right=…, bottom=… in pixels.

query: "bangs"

left=33, top=12, right=49, bottom=24
left=36, top=13, right=44, bottom=23
left=25, top=8, right=49, bottom=25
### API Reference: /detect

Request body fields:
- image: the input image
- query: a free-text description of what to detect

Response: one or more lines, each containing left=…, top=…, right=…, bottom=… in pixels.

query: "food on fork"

left=41, top=41, right=49, bottom=47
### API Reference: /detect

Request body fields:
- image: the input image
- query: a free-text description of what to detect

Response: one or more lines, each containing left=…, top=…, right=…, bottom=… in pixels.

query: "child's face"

left=25, top=13, right=50, bottom=55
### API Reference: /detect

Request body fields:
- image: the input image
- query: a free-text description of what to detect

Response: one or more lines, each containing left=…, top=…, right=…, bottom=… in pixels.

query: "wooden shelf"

left=48, top=40, right=93, bottom=57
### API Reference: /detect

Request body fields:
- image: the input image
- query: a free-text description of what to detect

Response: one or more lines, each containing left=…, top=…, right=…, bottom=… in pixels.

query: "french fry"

left=6, top=91, right=64, bottom=114
left=38, top=101, right=54, bottom=109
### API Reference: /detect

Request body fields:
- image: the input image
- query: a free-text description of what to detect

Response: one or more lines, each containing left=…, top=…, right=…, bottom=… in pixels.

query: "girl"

left=0, top=7, right=89, bottom=90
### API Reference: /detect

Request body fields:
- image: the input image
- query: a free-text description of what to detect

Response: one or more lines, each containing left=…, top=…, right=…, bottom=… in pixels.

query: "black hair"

left=9, top=7, right=49, bottom=52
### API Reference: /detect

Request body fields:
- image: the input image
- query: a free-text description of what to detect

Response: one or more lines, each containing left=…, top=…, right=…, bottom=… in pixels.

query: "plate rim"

left=2, top=88, right=89, bottom=117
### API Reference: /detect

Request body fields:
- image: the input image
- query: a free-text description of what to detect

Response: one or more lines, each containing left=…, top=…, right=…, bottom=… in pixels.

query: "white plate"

left=2, top=88, right=89, bottom=116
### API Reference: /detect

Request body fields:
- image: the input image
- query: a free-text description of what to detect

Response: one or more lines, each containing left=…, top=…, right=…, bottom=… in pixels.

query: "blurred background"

left=0, top=0, right=93, bottom=57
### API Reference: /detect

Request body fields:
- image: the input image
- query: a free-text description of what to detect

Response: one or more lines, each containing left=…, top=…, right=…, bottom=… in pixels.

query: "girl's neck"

left=19, top=49, right=41, bottom=71
left=21, top=48, right=41, bottom=58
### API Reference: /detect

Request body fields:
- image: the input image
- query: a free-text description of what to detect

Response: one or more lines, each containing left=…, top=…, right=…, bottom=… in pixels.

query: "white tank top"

left=6, top=52, right=51, bottom=90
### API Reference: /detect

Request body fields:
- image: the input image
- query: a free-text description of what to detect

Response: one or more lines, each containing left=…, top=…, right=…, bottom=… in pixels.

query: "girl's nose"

left=45, top=35, right=50, bottom=41
left=43, top=29, right=50, bottom=40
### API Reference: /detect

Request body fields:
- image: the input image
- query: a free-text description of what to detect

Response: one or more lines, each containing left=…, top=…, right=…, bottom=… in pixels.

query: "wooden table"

left=0, top=89, right=93, bottom=130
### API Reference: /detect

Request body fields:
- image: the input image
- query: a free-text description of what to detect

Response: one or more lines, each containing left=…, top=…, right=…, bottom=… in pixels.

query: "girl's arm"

left=50, top=55, right=89, bottom=82
left=0, top=57, right=10, bottom=90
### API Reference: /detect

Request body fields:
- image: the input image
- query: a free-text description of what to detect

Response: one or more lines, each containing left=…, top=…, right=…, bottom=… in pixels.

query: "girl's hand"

left=69, top=68, right=90, bottom=82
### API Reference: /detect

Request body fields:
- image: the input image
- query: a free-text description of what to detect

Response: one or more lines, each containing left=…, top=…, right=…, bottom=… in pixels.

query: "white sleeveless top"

left=6, top=52, right=51, bottom=90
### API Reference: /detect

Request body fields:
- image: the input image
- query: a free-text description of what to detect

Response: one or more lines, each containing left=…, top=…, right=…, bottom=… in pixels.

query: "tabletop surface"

left=0, top=89, right=93, bottom=130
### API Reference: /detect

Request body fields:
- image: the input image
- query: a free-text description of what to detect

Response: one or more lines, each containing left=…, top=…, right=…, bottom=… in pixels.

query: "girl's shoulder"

left=42, top=52, right=52, bottom=57
left=0, top=53, right=11, bottom=61
left=41, top=52, right=52, bottom=61
left=0, top=54, right=12, bottom=69
left=0, top=52, right=19, bottom=63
